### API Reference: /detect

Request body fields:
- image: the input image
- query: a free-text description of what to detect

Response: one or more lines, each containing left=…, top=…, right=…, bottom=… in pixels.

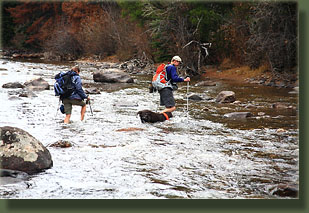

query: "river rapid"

left=0, top=58, right=298, bottom=199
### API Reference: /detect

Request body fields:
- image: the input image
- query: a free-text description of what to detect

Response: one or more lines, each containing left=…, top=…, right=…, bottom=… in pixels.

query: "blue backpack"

left=54, top=71, right=76, bottom=100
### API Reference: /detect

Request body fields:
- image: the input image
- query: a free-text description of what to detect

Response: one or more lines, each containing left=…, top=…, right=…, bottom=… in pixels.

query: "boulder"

left=224, top=112, right=253, bottom=119
left=24, top=77, right=50, bottom=90
left=216, top=91, right=236, bottom=103
left=2, top=82, right=24, bottom=89
left=0, top=126, right=53, bottom=174
left=93, top=69, right=134, bottom=83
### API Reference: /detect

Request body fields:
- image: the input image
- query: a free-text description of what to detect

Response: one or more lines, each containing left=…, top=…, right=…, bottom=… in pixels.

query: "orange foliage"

left=7, top=0, right=104, bottom=47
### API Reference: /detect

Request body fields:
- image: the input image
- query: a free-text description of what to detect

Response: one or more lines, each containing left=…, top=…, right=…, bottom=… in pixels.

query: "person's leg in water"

left=81, top=105, right=86, bottom=121
left=64, top=114, right=71, bottom=124
left=162, top=106, right=176, bottom=113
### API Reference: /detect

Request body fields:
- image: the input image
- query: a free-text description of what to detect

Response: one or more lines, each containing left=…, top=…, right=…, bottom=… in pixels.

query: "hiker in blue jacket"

left=160, top=56, right=190, bottom=114
left=63, top=66, right=90, bottom=124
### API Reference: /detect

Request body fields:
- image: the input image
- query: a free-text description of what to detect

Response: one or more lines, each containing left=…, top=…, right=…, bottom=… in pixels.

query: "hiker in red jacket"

left=159, top=56, right=190, bottom=114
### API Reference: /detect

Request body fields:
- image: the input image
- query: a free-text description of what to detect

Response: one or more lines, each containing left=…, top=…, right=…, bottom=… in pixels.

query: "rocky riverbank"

left=203, top=65, right=298, bottom=90
left=0, top=49, right=298, bottom=91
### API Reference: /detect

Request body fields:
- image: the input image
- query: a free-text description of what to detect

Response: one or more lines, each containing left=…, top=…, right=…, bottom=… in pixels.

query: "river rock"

left=18, top=89, right=38, bottom=98
left=216, top=91, right=236, bottom=103
left=0, top=169, right=29, bottom=185
left=12, top=53, right=43, bottom=59
left=188, top=94, right=203, bottom=101
left=49, top=140, right=72, bottom=148
left=271, top=184, right=298, bottom=198
left=85, top=88, right=101, bottom=95
left=93, top=69, right=134, bottom=83
left=0, top=126, right=53, bottom=174
left=0, top=169, right=29, bottom=179
left=2, top=82, right=24, bottom=89
left=224, top=112, right=253, bottom=119
left=24, top=77, right=49, bottom=90
left=272, top=103, right=295, bottom=109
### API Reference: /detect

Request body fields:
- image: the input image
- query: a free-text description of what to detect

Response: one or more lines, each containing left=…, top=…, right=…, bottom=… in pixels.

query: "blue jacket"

left=166, top=64, right=184, bottom=83
left=68, top=71, right=88, bottom=100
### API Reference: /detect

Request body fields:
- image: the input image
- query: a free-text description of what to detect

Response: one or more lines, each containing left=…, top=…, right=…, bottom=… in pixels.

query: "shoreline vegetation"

left=2, top=1, right=297, bottom=90
left=0, top=50, right=298, bottom=90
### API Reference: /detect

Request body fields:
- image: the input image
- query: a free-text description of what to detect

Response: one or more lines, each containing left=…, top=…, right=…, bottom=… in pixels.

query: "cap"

left=171, top=56, right=182, bottom=63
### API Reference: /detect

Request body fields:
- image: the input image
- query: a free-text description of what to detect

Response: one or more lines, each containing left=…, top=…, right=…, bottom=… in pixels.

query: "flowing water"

left=0, top=58, right=298, bottom=199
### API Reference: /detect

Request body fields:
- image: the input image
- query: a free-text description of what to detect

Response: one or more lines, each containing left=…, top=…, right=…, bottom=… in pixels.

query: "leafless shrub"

left=44, top=28, right=83, bottom=61
left=245, top=2, right=297, bottom=72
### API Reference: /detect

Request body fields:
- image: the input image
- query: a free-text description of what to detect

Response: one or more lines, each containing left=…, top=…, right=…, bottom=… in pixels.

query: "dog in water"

left=137, top=110, right=173, bottom=123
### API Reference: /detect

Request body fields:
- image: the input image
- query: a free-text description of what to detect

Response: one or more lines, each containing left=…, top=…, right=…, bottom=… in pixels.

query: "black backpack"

left=54, top=71, right=75, bottom=100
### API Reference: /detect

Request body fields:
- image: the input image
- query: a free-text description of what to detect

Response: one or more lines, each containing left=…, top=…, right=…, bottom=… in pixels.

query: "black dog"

left=137, top=110, right=173, bottom=123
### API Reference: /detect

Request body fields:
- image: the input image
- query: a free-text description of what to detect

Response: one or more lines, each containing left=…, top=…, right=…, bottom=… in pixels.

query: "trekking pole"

left=186, top=80, right=189, bottom=122
left=55, top=98, right=61, bottom=117
left=87, top=100, right=94, bottom=116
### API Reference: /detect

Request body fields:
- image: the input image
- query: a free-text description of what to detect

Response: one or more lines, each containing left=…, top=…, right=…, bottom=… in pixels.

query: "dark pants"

left=159, top=88, right=175, bottom=108
left=62, top=99, right=86, bottom=114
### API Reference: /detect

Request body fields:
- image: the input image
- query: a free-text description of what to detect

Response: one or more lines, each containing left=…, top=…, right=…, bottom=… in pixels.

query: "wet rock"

left=271, top=184, right=298, bottom=198
left=289, top=87, right=299, bottom=94
left=224, top=112, right=253, bottom=119
left=8, top=96, right=22, bottom=101
left=272, top=103, right=291, bottom=109
left=0, top=126, right=53, bottom=174
left=24, top=77, right=49, bottom=90
left=18, top=89, right=38, bottom=98
left=48, top=140, right=72, bottom=148
left=85, top=88, right=101, bottom=95
left=195, top=81, right=217, bottom=87
left=188, top=94, right=203, bottom=101
left=93, top=69, right=134, bottom=83
left=0, top=169, right=29, bottom=179
left=216, top=91, right=236, bottom=103
left=12, top=53, right=43, bottom=59
left=0, top=169, right=30, bottom=186
left=276, top=128, right=286, bottom=133
left=2, top=82, right=24, bottom=89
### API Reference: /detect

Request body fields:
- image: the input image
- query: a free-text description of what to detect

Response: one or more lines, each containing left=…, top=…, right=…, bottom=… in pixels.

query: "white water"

left=0, top=59, right=298, bottom=198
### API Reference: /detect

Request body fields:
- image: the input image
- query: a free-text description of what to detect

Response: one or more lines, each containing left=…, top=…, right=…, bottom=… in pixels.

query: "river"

left=0, top=58, right=298, bottom=199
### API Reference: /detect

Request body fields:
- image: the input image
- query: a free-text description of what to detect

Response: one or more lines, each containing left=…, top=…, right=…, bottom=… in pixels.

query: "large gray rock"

left=24, top=77, right=49, bottom=90
left=224, top=112, right=252, bottom=119
left=0, top=126, right=53, bottom=174
left=216, top=91, right=236, bottom=103
left=93, top=69, right=134, bottom=83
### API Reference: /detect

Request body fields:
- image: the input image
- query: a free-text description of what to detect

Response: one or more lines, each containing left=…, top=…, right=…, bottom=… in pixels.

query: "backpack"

left=151, top=63, right=173, bottom=91
left=54, top=71, right=75, bottom=99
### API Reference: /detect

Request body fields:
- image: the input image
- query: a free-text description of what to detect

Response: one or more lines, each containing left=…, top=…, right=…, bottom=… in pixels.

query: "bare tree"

left=245, top=2, right=297, bottom=73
